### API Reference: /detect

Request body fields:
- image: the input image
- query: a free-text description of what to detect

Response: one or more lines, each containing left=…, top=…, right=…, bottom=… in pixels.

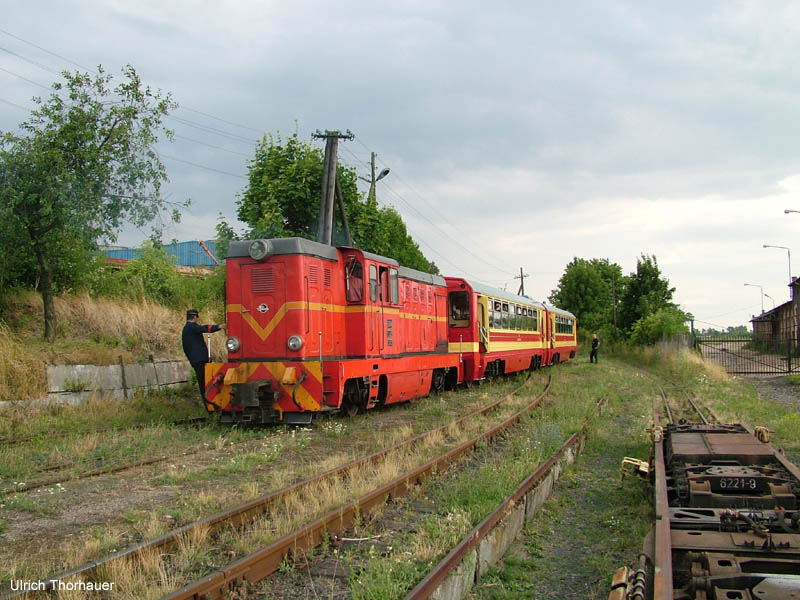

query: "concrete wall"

left=0, top=359, right=192, bottom=408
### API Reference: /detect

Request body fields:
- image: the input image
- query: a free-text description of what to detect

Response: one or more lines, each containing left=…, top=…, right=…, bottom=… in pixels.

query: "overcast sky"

left=2, top=1, right=799, bottom=330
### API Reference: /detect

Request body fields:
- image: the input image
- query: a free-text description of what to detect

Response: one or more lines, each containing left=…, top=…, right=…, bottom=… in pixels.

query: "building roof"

left=103, top=241, right=219, bottom=267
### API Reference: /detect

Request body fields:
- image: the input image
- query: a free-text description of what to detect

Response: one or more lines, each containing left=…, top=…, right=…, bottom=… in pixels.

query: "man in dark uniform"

left=590, top=333, right=600, bottom=363
left=182, top=309, right=226, bottom=402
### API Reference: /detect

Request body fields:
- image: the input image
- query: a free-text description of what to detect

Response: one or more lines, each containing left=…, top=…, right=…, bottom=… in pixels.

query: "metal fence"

left=695, top=335, right=798, bottom=375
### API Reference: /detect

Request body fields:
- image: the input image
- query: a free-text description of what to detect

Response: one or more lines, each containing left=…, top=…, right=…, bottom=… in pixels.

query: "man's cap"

left=186, top=309, right=199, bottom=318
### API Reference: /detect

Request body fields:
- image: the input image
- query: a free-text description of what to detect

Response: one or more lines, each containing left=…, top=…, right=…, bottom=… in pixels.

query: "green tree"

left=618, top=254, right=676, bottom=333
left=549, top=257, right=624, bottom=334
left=630, top=307, right=688, bottom=345
left=0, top=66, right=178, bottom=341
left=235, top=130, right=437, bottom=273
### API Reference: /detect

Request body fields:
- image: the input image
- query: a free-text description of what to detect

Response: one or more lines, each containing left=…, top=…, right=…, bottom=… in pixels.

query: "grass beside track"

left=0, top=374, right=545, bottom=591
left=469, top=348, right=800, bottom=599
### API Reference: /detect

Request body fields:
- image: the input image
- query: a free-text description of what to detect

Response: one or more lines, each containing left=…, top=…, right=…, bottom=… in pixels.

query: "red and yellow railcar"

left=445, top=278, right=577, bottom=380
left=204, top=238, right=459, bottom=424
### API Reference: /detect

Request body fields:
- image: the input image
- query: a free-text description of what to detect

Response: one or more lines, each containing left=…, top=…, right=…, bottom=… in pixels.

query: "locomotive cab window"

left=369, top=265, right=378, bottom=302
left=390, top=268, right=399, bottom=304
left=449, top=291, right=470, bottom=327
left=345, top=259, right=364, bottom=303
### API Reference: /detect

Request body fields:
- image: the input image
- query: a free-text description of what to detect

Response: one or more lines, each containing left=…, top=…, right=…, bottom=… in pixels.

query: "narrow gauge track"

left=658, top=384, right=711, bottom=426
left=0, top=416, right=209, bottom=448
left=1, top=439, right=230, bottom=497
left=2, top=375, right=537, bottom=496
left=610, top=397, right=800, bottom=599
left=5, top=375, right=551, bottom=599
left=404, top=396, right=607, bottom=600
left=160, top=375, right=554, bottom=600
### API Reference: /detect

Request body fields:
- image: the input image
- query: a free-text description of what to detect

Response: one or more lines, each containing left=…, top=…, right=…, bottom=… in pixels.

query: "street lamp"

left=764, top=293, right=776, bottom=310
left=358, top=152, right=391, bottom=201
left=744, top=283, right=764, bottom=314
left=785, top=209, right=800, bottom=214
left=762, top=244, right=792, bottom=287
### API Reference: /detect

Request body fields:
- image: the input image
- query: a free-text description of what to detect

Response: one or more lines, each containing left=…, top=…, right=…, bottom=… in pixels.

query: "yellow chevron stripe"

left=217, top=360, right=322, bottom=412
left=230, top=302, right=446, bottom=341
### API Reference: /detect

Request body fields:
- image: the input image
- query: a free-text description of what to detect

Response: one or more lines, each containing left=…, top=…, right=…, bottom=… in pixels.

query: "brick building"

left=751, top=278, right=800, bottom=345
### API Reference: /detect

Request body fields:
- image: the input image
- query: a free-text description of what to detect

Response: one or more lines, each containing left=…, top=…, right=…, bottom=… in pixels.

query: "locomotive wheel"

left=342, top=380, right=363, bottom=417
left=431, top=369, right=446, bottom=394
left=343, top=401, right=359, bottom=417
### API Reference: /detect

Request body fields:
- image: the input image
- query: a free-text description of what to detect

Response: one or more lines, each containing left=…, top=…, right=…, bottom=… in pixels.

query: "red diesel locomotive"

left=204, top=237, right=576, bottom=425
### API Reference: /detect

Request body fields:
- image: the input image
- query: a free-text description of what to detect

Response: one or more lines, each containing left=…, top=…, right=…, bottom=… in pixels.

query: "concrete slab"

left=477, top=501, right=526, bottom=577
left=431, top=549, right=477, bottom=600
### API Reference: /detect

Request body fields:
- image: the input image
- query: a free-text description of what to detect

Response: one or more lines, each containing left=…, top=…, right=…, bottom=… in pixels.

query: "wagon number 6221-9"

left=718, top=478, right=758, bottom=490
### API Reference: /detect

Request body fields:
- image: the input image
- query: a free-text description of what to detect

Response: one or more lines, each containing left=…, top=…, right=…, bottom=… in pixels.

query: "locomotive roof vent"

left=248, top=239, right=273, bottom=261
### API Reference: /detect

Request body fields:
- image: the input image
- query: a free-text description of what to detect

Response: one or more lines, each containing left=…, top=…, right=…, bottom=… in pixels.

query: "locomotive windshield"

left=448, top=291, right=470, bottom=327
left=345, top=259, right=364, bottom=302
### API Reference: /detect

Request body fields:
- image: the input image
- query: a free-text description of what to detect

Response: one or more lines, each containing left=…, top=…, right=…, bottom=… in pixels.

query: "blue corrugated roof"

left=103, top=241, right=219, bottom=267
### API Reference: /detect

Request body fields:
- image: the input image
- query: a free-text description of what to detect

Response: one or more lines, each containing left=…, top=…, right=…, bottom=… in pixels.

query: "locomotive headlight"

left=287, top=335, right=303, bottom=351
left=248, top=239, right=272, bottom=261
left=226, top=336, right=241, bottom=353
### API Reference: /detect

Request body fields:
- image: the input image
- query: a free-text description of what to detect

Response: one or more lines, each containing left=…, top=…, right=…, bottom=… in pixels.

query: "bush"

left=630, top=307, right=688, bottom=345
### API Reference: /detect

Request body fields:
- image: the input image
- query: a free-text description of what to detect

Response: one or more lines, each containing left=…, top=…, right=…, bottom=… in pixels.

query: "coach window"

left=369, top=265, right=378, bottom=302
left=345, top=259, right=364, bottom=303
left=449, top=291, right=470, bottom=327
left=501, top=302, right=510, bottom=329
left=390, top=268, right=399, bottom=304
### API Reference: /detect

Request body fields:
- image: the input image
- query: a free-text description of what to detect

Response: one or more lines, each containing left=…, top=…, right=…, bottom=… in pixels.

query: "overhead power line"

left=0, top=96, right=32, bottom=111
left=0, top=44, right=61, bottom=76
left=166, top=115, right=256, bottom=145
left=0, top=65, right=50, bottom=90
left=173, top=134, right=251, bottom=157
left=0, top=27, right=92, bottom=72
left=161, top=154, right=247, bottom=179
left=355, top=135, right=514, bottom=275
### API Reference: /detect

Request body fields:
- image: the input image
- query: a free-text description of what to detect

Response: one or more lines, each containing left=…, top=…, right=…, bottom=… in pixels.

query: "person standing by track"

left=182, top=309, right=225, bottom=402
left=590, top=333, right=600, bottom=363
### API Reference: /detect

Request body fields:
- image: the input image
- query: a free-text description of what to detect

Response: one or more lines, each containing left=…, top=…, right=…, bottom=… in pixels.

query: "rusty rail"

left=651, top=396, right=673, bottom=599
left=11, top=375, right=548, bottom=598
left=404, top=396, right=606, bottom=599
left=160, top=377, right=554, bottom=600
left=0, top=416, right=208, bottom=448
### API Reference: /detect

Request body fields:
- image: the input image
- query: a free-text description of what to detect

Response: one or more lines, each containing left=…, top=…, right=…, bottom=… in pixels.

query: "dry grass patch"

left=0, top=320, right=46, bottom=402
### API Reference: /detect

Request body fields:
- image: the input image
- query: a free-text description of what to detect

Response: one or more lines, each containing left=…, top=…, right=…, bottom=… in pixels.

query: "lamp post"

left=744, top=283, right=764, bottom=314
left=762, top=244, right=792, bottom=288
left=764, top=293, right=776, bottom=310
left=358, top=152, right=390, bottom=202
left=785, top=209, right=800, bottom=215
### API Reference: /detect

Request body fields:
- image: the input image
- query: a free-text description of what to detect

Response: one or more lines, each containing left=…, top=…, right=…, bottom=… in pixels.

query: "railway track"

left=0, top=416, right=209, bottom=448
left=4, top=374, right=551, bottom=599
left=657, top=382, right=711, bottom=426
left=610, top=388, right=800, bottom=599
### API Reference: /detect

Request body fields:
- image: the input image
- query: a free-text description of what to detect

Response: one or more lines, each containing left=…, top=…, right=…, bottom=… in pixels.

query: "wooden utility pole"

left=312, top=129, right=353, bottom=245
left=515, top=267, right=529, bottom=296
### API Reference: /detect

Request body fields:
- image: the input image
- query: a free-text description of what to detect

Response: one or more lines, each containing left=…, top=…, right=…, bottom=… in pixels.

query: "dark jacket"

left=182, top=321, right=221, bottom=364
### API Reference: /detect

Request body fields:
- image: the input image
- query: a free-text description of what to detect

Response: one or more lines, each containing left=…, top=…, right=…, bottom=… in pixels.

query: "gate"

left=695, top=336, right=798, bottom=375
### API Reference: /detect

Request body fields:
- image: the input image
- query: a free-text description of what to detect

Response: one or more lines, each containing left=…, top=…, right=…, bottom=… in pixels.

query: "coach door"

left=477, top=295, right=490, bottom=352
